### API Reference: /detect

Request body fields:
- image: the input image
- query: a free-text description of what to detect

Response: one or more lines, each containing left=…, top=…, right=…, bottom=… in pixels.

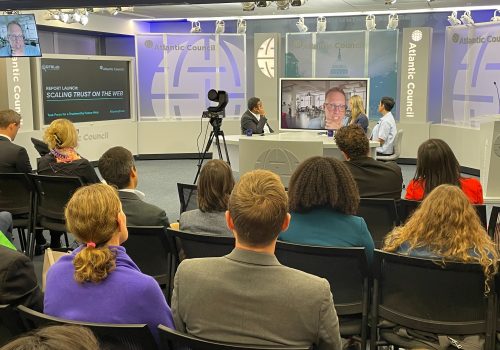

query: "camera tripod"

left=194, top=116, right=231, bottom=184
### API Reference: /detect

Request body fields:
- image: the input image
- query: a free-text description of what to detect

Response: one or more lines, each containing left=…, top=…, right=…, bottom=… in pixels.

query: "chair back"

left=29, top=174, right=83, bottom=222
left=357, top=198, right=399, bottom=248
left=489, top=206, right=500, bottom=246
left=0, top=304, right=26, bottom=347
left=158, top=324, right=310, bottom=350
left=168, top=228, right=234, bottom=259
left=275, top=242, right=368, bottom=315
left=123, top=226, right=176, bottom=293
left=376, top=129, right=403, bottom=161
left=397, top=199, right=420, bottom=224
left=370, top=250, right=494, bottom=350
left=17, top=305, right=157, bottom=350
left=474, top=204, right=488, bottom=231
left=0, top=173, right=33, bottom=216
left=177, top=183, right=198, bottom=214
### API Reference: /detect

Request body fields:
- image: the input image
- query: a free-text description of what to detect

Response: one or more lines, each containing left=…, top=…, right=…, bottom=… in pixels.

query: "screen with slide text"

left=41, top=58, right=131, bottom=124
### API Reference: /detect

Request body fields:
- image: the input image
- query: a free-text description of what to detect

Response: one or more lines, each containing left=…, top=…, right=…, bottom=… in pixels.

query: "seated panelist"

left=241, top=97, right=274, bottom=135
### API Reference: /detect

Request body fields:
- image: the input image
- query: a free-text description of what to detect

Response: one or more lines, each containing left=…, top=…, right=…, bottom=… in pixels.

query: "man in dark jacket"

left=0, top=109, right=32, bottom=173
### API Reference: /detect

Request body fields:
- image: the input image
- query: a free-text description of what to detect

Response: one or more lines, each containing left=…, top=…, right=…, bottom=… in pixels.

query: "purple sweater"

left=44, top=245, right=174, bottom=340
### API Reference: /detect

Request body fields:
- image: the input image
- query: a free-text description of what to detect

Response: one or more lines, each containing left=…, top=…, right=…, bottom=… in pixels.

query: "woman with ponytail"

left=38, top=118, right=100, bottom=184
left=44, top=184, right=174, bottom=340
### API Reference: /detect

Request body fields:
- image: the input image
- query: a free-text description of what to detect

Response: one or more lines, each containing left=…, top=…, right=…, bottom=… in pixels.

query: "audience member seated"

left=348, top=95, right=369, bottom=133
left=172, top=170, right=342, bottom=350
left=406, top=139, right=483, bottom=204
left=0, top=109, right=32, bottom=173
left=0, top=325, right=99, bottom=350
left=335, top=125, right=403, bottom=199
left=179, top=159, right=234, bottom=236
left=44, top=184, right=174, bottom=341
left=0, top=245, right=43, bottom=311
left=98, top=146, right=170, bottom=228
left=385, top=184, right=497, bottom=286
left=279, top=156, right=374, bottom=263
left=37, top=118, right=99, bottom=184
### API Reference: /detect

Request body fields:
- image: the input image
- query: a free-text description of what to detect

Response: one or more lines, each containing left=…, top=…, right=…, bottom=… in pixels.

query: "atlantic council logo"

left=411, top=30, right=423, bottom=42
left=452, top=33, right=460, bottom=43
left=144, top=40, right=154, bottom=49
left=257, top=37, right=275, bottom=78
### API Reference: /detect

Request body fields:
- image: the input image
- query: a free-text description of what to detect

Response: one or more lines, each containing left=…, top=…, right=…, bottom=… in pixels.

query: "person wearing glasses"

left=310, top=87, right=347, bottom=130
left=0, top=21, right=40, bottom=57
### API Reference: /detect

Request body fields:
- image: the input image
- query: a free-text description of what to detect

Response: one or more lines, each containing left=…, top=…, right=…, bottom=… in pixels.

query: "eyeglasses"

left=323, top=103, right=346, bottom=111
left=7, top=34, right=24, bottom=41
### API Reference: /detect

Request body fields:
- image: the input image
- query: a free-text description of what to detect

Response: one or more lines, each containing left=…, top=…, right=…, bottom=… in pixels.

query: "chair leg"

left=63, top=232, right=69, bottom=248
left=17, top=227, right=26, bottom=253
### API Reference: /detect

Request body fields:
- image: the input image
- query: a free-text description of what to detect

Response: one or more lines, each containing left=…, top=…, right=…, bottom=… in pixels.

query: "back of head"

left=0, top=109, right=21, bottom=129
left=335, top=125, right=369, bottom=160
left=288, top=156, right=359, bottom=214
left=384, top=184, right=497, bottom=287
left=380, top=96, right=395, bottom=112
left=98, top=146, right=134, bottom=189
left=415, top=138, right=460, bottom=195
left=228, top=170, right=287, bottom=247
left=197, top=159, right=235, bottom=212
left=44, top=119, right=78, bottom=149
left=0, top=325, right=99, bottom=350
left=65, top=183, right=122, bottom=283
left=349, top=95, right=365, bottom=119
left=247, top=97, right=260, bottom=111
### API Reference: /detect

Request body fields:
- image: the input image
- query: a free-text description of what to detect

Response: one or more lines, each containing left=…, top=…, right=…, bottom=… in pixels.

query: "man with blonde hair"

left=172, top=170, right=342, bottom=350
left=0, top=109, right=32, bottom=173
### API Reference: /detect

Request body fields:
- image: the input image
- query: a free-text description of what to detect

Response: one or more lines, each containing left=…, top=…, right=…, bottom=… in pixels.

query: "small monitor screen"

left=280, top=78, right=369, bottom=131
left=0, top=14, right=41, bottom=58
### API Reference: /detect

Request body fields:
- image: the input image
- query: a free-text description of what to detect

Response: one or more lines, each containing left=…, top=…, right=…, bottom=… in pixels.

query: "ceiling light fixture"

left=291, top=0, right=306, bottom=6
left=276, top=0, right=290, bottom=10
left=447, top=11, right=462, bottom=26
left=296, top=17, right=308, bottom=32
left=108, top=7, right=121, bottom=16
left=491, top=9, right=500, bottom=22
left=190, top=20, right=202, bottom=33
left=255, top=1, right=271, bottom=7
left=237, top=18, right=247, bottom=33
left=316, top=16, right=326, bottom=32
left=241, top=2, right=255, bottom=11
left=387, top=13, right=399, bottom=29
left=384, top=0, right=396, bottom=5
left=215, top=19, right=225, bottom=34
left=365, top=14, right=376, bottom=31
left=460, top=10, right=474, bottom=25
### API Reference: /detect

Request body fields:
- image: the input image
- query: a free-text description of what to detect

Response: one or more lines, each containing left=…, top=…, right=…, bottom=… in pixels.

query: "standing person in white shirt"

left=241, top=97, right=274, bottom=135
left=371, top=97, right=397, bottom=156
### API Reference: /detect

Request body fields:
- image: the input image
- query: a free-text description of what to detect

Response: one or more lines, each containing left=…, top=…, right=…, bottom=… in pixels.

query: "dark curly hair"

left=288, top=156, right=360, bottom=214
left=334, top=124, right=369, bottom=160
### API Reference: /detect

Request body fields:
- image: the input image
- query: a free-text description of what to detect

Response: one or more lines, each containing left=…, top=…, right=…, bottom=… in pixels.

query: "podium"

left=480, top=118, right=500, bottom=203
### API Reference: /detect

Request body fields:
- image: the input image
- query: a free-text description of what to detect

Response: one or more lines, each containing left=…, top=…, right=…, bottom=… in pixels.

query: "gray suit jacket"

left=172, top=248, right=342, bottom=350
left=240, top=110, right=274, bottom=134
left=118, top=191, right=170, bottom=228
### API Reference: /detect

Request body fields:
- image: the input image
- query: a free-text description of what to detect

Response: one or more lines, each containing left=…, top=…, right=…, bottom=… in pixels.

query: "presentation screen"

left=0, top=14, right=41, bottom=57
left=280, top=78, right=369, bottom=131
left=41, top=58, right=131, bottom=124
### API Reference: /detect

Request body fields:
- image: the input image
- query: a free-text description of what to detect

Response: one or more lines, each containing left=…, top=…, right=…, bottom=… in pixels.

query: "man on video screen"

left=0, top=20, right=40, bottom=57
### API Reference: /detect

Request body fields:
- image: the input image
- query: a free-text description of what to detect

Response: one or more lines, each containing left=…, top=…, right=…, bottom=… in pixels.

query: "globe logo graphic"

left=411, top=30, right=423, bottom=42
left=144, top=40, right=154, bottom=49
left=257, top=37, right=275, bottom=78
left=255, top=148, right=300, bottom=186
left=452, top=33, right=460, bottom=43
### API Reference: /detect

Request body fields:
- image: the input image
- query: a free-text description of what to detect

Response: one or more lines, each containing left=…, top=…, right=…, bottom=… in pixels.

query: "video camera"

left=202, top=89, right=228, bottom=119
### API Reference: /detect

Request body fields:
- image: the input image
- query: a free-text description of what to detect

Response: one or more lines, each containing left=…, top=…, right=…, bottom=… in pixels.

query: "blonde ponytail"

left=73, top=246, right=116, bottom=283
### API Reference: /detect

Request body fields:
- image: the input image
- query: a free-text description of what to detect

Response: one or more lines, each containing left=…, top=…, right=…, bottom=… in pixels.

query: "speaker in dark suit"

left=241, top=97, right=274, bottom=135
left=0, top=110, right=32, bottom=173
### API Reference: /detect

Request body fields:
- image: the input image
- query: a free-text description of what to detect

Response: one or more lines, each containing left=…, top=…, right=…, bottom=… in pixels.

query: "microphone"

left=495, top=82, right=500, bottom=113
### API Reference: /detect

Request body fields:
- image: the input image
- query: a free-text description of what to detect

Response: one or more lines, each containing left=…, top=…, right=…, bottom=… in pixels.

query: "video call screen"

left=280, top=78, right=369, bottom=131
left=41, top=58, right=132, bottom=124
left=0, top=14, right=41, bottom=58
